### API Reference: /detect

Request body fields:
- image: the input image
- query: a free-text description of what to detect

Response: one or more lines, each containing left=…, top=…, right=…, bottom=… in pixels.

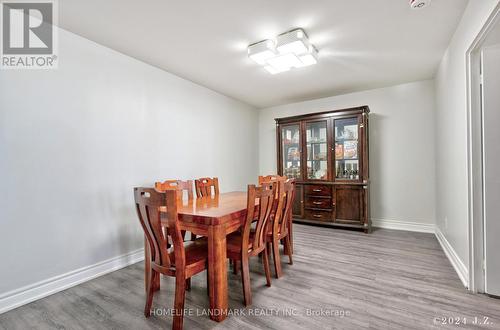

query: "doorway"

left=468, top=4, right=500, bottom=295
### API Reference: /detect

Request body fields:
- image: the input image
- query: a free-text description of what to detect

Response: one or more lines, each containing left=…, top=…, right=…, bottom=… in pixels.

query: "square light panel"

left=248, top=39, right=276, bottom=65
left=276, top=29, right=310, bottom=55
left=267, top=53, right=303, bottom=71
left=248, top=28, right=318, bottom=74
left=299, top=46, right=318, bottom=66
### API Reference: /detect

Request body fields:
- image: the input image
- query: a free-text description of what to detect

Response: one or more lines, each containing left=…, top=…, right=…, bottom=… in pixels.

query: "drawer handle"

left=313, top=201, right=322, bottom=205
left=313, top=189, right=322, bottom=192
left=313, top=214, right=322, bottom=218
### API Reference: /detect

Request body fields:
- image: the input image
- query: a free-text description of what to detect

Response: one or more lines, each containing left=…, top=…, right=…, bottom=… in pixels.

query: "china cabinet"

left=275, top=106, right=370, bottom=232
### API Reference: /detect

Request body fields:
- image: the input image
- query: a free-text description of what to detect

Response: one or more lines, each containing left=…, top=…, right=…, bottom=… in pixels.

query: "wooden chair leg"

left=206, top=269, right=210, bottom=296
left=241, top=257, right=252, bottom=307
left=262, top=247, right=272, bottom=287
left=233, top=260, right=239, bottom=275
left=144, top=269, right=155, bottom=318
left=272, top=238, right=283, bottom=279
left=144, top=238, right=151, bottom=294
left=152, top=270, right=160, bottom=292
left=285, top=236, right=293, bottom=265
left=185, top=278, right=191, bottom=291
left=173, top=275, right=186, bottom=330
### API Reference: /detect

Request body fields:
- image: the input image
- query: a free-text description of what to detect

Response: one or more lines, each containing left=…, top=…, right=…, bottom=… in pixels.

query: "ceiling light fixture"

left=277, top=29, right=310, bottom=55
left=299, top=45, right=319, bottom=66
left=248, top=39, right=276, bottom=65
left=267, top=53, right=303, bottom=71
left=248, top=28, right=318, bottom=74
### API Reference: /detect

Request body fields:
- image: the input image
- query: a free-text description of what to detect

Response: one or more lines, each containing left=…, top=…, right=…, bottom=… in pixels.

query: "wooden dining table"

left=144, top=191, right=249, bottom=322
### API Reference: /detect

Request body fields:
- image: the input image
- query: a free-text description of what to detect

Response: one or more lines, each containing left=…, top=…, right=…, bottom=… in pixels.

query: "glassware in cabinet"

left=305, top=121, right=328, bottom=180
left=281, top=124, right=302, bottom=179
left=334, top=117, right=360, bottom=181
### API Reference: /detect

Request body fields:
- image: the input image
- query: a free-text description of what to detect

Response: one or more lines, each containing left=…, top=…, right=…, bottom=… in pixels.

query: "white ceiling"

left=58, top=0, right=468, bottom=108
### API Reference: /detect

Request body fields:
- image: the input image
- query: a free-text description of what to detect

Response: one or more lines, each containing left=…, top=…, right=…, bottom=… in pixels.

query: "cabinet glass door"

left=281, top=124, right=302, bottom=179
left=334, top=117, right=361, bottom=181
left=306, top=121, right=328, bottom=180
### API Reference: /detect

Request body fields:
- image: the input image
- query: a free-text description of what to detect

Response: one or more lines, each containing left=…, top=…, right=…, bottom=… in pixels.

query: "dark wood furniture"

left=195, top=177, right=220, bottom=198
left=265, top=179, right=294, bottom=278
left=134, top=188, right=208, bottom=330
left=226, top=184, right=273, bottom=306
left=151, top=191, right=251, bottom=322
left=275, top=106, right=371, bottom=232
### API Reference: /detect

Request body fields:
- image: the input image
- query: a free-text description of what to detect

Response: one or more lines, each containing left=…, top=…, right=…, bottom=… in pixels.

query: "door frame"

left=466, top=3, right=500, bottom=293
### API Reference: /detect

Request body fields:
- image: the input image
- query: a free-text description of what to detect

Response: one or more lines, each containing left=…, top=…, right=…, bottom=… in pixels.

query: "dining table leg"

left=207, top=223, right=228, bottom=322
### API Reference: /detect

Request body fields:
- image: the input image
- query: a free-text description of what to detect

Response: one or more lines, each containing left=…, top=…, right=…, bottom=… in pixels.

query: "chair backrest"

left=242, top=183, right=275, bottom=254
left=195, top=177, right=219, bottom=198
left=258, top=175, right=287, bottom=185
left=273, top=179, right=296, bottom=236
left=258, top=174, right=287, bottom=200
left=155, top=180, right=194, bottom=200
left=134, top=187, right=185, bottom=272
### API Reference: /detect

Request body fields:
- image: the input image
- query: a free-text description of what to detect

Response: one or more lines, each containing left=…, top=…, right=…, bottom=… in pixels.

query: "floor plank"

left=1, top=225, right=500, bottom=329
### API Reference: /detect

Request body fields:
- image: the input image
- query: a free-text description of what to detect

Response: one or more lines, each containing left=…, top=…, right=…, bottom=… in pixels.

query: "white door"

left=482, top=44, right=500, bottom=296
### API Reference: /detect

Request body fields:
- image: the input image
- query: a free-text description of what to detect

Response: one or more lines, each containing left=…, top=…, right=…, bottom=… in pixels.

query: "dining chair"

left=226, top=183, right=274, bottom=306
left=155, top=180, right=194, bottom=200
left=194, top=177, right=219, bottom=198
left=265, top=179, right=295, bottom=278
left=134, top=187, right=208, bottom=330
left=259, top=174, right=294, bottom=256
left=258, top=175, right=286, bottom=198
left=258, top=175, right=287, bottom=185
left=155, top=180, right=197, bottom=241
left=228, top=174, right=286, bottom=277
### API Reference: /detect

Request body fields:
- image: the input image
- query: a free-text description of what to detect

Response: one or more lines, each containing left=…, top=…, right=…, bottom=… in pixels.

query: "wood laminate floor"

left=1, top=224, right=500, bottom=330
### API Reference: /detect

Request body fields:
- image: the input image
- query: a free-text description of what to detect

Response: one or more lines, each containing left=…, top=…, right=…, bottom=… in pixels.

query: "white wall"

left=0, top=28, right=257, bottom=299
left=435, top=0, right=499, bottom=272
left=482, top=44, right=500, bottom=295
left=258, top=80, right=436, bottom=229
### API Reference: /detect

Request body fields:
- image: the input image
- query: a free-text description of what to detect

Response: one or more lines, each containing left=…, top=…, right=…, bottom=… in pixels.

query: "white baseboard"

left=435, top=227, right=469, bottom=288
left=0, top=248, right=144, bottom=315
left=371, top=218, right=435, bottom=233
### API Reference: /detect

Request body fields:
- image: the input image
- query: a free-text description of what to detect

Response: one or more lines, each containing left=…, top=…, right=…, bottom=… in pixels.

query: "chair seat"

left=265, top=227, right=288, bottom=240
left=226, top=232, right=254, bottom=258
left=169, top=238, right=208, bottom=269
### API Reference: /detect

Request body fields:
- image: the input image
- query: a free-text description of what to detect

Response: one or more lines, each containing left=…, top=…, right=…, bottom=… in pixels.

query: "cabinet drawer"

left=305, top=185, right=332, bottom=197
left=305, top=197, right=332, bottom=210
left=304, top=210, right=332, bottom=221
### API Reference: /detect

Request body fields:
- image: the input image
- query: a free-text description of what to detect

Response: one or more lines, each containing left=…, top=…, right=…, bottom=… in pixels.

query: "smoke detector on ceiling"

left=410, top=0, right=431, bottom=9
